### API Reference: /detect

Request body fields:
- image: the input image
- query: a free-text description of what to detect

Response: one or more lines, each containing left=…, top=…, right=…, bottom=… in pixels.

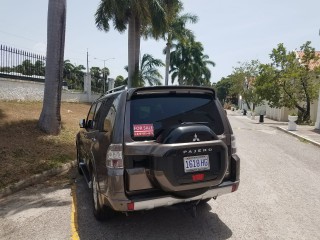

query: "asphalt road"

left=1, top=113, right=320, bottom=240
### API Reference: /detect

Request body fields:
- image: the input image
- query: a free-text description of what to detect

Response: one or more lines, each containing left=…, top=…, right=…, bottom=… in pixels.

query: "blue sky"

left=1, top=0, right=320, bottom=83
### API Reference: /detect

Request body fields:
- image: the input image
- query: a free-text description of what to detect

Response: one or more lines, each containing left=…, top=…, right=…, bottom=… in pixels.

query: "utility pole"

left=85, top=49, right=91, bottom=102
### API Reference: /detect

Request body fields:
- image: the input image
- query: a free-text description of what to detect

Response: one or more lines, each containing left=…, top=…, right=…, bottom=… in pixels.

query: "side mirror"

left=79, top=119, right=86, bottom=128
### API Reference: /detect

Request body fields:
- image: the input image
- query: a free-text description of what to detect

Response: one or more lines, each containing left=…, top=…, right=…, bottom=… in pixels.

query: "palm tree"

left=63, top=60, right=74, bottom=81
left=73, top=64, right=85, bottom=90
left=138, top=54, right=164, bottom=86
left=163, top=10, right=198, bottom=85
left=170, top=40, right=215, bottom=86
left=90, top=66, right=102, bottom=92
left=142, top=1, right=197, bottom=86
left=95, top=0, right=166, bottom=88
left=102, top=66, right=110, bottom=91
left=38, top=0, right=66, bottom=135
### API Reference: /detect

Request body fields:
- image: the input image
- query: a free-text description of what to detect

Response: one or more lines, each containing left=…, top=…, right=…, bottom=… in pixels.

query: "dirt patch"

left=0, top=101, right=90, bottom=189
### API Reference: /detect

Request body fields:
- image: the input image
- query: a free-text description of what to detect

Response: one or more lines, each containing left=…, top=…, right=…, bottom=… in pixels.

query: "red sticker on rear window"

left=133, top=124, right=154, bottom=137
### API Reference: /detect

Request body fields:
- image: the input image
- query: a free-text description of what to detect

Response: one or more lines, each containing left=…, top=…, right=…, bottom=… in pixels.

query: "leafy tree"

left=114, top=75, right=126, bottom=87
left=227, top=60, right=264, bottom=111
left=63, top=60, right=74, bottom=80
left=95, top=0, right=166, bottom=88
left=163, top=12, right=197, bottom=85
left=215, top=77, right=238, bottom=105
left=15, top=60, right=34, bottom=76
left=63, top=60, right=85, bottom=90
left=0, top=66, right=11, bottom=73
left=255, top=42, right=320, bottom=122
left=72, top=64, right=85, bottom=90
left=90, top=66, right=103, bottom=92
left=136, top=54, right=164, bottom=86
left=38, top=0, right=66, bottom=135
left=34, top=60, right=45, bottom=76
left=170, top=40, right=215, bottom=86
left=143, top=1, right=197, bottom=85
left=123, top=54, right=164, bottom=87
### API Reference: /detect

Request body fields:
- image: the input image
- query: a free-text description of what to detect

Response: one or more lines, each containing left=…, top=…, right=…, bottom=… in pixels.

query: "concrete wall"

left=0, top=77, right=99, bottom=102
left=266, top=101, right=318, bottom=122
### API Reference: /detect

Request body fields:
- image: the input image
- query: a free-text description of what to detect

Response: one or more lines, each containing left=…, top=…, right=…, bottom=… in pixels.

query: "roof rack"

left=100, top=85, right=127, bottom=97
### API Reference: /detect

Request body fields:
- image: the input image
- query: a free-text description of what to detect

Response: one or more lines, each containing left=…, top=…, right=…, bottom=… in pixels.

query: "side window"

left=104, top=105, right=116, bottom=133
left=95, top=99, right=112, bottom=131
left=104, top=94, right=121, bottom=133
left=90, top=93, right=121, bottom=132
left=93, top=102, right=102, bottom=129
left=86, top=102, right=101, bottom=129
left=86, top=104, right=96, bottom=129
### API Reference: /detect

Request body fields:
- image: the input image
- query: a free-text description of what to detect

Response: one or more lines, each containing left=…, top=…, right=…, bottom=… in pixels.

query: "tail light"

left=106, top=144, right=123, bottom=168
left=231, top=135, right=237, bottom=154
left=127, top=202, right=135, bottom=211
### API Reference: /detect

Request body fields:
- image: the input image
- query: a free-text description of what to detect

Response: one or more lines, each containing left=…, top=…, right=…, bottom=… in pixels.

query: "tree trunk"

left=38, top=0, right=66, bottom=135
left=134, top=16, right=141, bottom=87
left=127, top=16, right=135, bottom=88
left=165, top=39, right=171, bottom=86
left=245, top=99, right=251, bottom=110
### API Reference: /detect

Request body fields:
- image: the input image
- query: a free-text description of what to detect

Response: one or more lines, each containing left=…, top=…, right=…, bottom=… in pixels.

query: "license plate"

left=183, top=155, right=210, bottom=173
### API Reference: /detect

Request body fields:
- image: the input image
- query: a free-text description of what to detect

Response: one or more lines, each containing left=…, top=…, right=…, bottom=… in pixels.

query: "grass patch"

left=299, top=138, right=308, bottom=143
left=0, top=101, right=90, bottom=189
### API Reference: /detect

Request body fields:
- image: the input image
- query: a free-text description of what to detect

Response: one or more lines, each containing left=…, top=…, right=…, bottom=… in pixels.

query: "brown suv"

left=76, top=86, right=240, bottom=220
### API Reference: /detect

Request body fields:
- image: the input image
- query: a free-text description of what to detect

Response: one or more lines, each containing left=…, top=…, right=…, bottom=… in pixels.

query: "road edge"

left=0, top=160, right=76, bottom=199
left=276, top=126, right=320, bottom=148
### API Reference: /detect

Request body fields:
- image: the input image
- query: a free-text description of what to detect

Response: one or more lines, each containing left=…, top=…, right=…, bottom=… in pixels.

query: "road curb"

left=0, top=160, right=76, bottom=199
left=276, top=126, right=320, bottom=148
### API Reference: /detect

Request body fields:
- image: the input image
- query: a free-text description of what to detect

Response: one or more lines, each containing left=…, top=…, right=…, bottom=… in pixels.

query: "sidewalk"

left=229, top=110, right=320, bottom=148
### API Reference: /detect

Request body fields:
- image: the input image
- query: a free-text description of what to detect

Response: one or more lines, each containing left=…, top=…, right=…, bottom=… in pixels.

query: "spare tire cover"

left=152, top=124, right=220, bottom=198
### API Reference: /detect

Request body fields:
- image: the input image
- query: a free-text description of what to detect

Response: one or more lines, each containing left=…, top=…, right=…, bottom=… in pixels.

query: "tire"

left=91, top=171, right=114, bottom=221
left=76, top=146, right=83, bottom=175
left=199, top=198, right=211, bottom=205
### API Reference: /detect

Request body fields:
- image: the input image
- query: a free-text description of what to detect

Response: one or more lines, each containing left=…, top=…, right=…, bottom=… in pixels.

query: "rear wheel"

left=91, top=171, right=114, bottom=221
left=199, top=198, right=211, bottom=205
left=76, top=146, right=83, bottom=175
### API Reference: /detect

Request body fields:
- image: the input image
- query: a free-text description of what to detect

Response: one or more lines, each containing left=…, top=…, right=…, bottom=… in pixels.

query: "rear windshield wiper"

left=180, top=122, right=209, bottom=125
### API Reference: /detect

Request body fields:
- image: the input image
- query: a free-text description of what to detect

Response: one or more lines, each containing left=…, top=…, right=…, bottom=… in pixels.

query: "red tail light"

left=127, top=202, right=135, bottom=211
left=192, top=173, right=204, bottom=182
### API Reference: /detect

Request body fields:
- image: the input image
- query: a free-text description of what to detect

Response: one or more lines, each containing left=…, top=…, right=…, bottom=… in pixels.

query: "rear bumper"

left=134, top=181, right=239, bottom=211
left=103, top=180, right=239, bottom=212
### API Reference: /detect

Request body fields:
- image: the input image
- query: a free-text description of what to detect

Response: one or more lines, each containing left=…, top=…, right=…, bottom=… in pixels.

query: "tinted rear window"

left=130, top=93, right=224, bottom=140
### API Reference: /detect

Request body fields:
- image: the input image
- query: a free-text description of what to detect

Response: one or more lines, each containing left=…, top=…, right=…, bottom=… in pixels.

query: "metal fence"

left=0, top=45, right=46, bottom=82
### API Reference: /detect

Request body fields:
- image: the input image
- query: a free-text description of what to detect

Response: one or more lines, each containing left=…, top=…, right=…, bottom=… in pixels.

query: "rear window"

left=130, top=93, right=224, bottom=141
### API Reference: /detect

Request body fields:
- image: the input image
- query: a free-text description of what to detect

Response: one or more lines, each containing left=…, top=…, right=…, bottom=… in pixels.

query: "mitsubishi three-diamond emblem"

left=193, top=133, right=200, bottom=142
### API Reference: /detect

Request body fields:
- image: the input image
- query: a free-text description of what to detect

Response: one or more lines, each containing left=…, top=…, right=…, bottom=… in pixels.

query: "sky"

left=1, top=0, right=320, bottom=84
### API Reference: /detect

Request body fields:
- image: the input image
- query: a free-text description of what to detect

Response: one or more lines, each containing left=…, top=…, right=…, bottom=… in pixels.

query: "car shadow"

left=0, top=181, right=71, bottom=218
left=74, top=177, right=233, bottom=240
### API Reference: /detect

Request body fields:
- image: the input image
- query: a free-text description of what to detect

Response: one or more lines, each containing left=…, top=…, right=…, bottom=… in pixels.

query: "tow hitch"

left=184, top=200, right=200, bottom=218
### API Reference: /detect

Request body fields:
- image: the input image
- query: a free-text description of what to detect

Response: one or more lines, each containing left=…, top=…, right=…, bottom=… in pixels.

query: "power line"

left=0, top=30, right=45, bottom=43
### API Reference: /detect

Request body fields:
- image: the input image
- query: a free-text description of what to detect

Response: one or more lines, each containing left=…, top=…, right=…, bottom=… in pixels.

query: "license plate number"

left=183, top=155, right=210, bottom=173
